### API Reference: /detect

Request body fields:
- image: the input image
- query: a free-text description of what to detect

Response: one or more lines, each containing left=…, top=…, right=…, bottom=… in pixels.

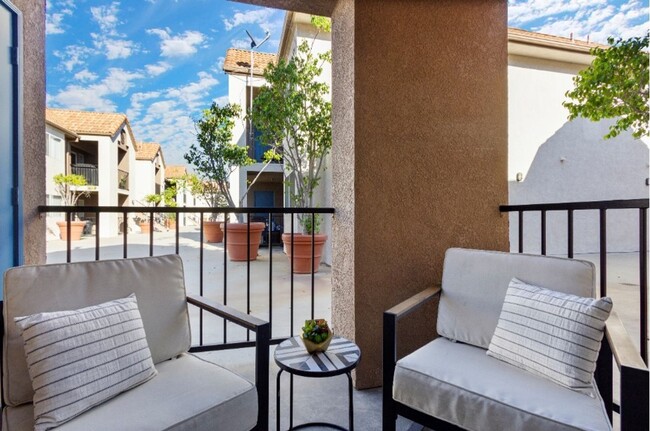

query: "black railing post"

left=311, top=212, right=315, bottom=320
left=541, top=210, right=547, bottom=256
left=567, top=209, right=574, bottom=259
left=640, top=207, right=648, bottom=363
left=199, top=216, right=204, bottom=346
left=95, top=211, right=100, bottom=261
left=599, top=209, right=607, bottom=297
left=247, top=216, right=251, bottom=342
left=223, top=211, right=228, bottom=344
left=149, top=211, right=154, bottom=257
left=66, top=210, right=71, bottom=263
left=268, top=211, right=273, bottom=337
left=123, top=210, right=128, bottom=258
left=518, top=211, right=523, bottom=253
left=290, top=214, right=295, bottom=337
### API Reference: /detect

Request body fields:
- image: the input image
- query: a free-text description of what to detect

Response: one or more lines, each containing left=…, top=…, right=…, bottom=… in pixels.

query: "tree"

left=563, top=33, right=649, bottom=139
left=184, top=103, right=253, bottom=214
left=251, top=40, right=332, bottom=231
left=53, top=174, right=90, bottom=206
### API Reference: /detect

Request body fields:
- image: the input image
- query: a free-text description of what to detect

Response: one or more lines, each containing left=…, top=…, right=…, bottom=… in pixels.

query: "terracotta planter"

left=282, top=233, right=328, bottom=274
left=139, top=222, right=151, bottom=234
left=56, top=220, right=86, bottom=241
left=166, top=219, right=177, bottom=230
left=203, top=221, right=223, bottom=243
left=221, top=222, right=265, bottom=261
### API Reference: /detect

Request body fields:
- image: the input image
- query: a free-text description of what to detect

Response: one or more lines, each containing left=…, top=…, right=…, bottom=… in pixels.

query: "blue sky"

left=46, top=0, right=649, bottom=165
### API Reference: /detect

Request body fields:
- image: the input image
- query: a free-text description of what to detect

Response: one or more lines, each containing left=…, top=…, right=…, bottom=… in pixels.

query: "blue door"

left=0, top=0, right=22, bottom=294
left=253, top=127, right=265, bottom=162
left=254, top=191, right=274, bottom=246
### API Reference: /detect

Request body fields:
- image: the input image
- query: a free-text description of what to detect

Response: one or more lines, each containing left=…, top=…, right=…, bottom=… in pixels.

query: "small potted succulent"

left=300, top=318, right=333, bottom=354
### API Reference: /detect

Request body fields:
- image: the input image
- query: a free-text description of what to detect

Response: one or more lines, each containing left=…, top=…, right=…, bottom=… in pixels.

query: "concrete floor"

left=46, top=229, right=646, bottom=431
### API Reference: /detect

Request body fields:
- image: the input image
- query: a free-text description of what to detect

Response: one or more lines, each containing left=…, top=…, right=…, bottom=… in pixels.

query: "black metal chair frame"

left=382, top=286, right=649, bottom=431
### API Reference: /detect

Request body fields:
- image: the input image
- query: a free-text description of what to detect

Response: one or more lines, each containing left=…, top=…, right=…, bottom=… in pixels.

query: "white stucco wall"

left=507, top=52, right=650, bottom=253
left=132, top=159, right=156, bottom=205
left=45, top=125, right=66, bottom=202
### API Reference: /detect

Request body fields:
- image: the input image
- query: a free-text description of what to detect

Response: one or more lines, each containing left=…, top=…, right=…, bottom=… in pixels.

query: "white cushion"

left=2, top=354, right=257, bottom=431
left=487, top=278, right=612, bottom=395
left=438, top=248, right=596, bottom=349
left=15, top=295, right=157, bottom=431
left=3, top=255, right=191, bottom=406
left=393, top=338, right=611, bottom=431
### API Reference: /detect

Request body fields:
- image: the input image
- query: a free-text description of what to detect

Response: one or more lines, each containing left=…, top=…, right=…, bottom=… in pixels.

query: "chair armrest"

left=604, top=312, right=649, bottom=431
left=383, top=286, right=441, bottom=429
left=385, top=286, right=441, bottom=320
left=605, top=312, right=646, bottom=371
left=187, top=294, right=267, bottom=332
left=186, top=295, right=270, bottom=431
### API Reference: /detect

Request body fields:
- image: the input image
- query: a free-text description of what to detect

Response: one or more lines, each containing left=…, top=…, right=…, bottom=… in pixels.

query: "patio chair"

left=383, top=248, right=649, bottom=431
left=2, top=255, right=270, bottom=430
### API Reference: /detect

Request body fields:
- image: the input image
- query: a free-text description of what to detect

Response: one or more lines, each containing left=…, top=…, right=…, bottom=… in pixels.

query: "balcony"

left=38, top=201, right=649, bottom=430
left=71, top=163, right=98, bottom=186
left=118, top=169, right=129, bottom=191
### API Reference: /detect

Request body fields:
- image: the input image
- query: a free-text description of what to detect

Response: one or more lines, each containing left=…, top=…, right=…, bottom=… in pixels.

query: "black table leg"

left=347, top=372, right=354, bottom=431
left=277, top=369, right=283, bottom=431
left=290, top=373, right=294, bottom=429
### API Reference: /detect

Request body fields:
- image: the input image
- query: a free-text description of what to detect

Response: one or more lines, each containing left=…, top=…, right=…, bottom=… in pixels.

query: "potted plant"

left=185, top=102, right=268, bottom=259
left=252, top=37, right=332, bottom=273
left=53, top=173, right=91, bottom=241
left=184, top=174, right=226, bottom=243
left=301, top=318, right=333, bottom=353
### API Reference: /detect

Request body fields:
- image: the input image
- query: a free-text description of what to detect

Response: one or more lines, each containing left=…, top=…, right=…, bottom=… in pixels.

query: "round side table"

left=274, top=336, right=361, bottom=430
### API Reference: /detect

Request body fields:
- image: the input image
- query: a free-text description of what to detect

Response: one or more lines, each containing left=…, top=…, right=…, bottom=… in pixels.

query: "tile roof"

left=508, top=27, right=606, bottom=52
left=46, top=108, right=127, bottom=136
left=223, top=49, right=277, bottom=76
left=165, top=165, right=187, bottom=179
left=136, top=142, right=161, bottom=161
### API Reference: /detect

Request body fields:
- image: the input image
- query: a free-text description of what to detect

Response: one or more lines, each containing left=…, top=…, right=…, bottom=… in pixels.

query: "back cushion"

left=437, top=248, right=596, bottom=349
left=3, top=255, right=191, bottom=407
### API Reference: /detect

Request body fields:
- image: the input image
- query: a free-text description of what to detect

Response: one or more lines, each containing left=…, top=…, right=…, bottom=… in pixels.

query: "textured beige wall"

left=14, top=0, right=46, bottom=265
left=332, top=0, right=509, bottom=388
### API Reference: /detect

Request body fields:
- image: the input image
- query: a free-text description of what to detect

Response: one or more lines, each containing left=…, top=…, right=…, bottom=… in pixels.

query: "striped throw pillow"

left=15, top=294, right=157, bottom=431
left=487, top=278, right=612, bottom=395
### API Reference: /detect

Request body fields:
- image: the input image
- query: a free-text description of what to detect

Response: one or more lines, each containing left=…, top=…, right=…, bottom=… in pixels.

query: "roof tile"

left=223, top=49, right=277, bottom=76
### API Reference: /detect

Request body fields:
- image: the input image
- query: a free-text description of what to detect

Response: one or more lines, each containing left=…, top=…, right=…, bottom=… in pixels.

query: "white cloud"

left=166, top=71, right=219, bottom=109
left=73, top=69, right=98, bottom=82
left=126, top=91, right=161, bottom=119
left=46, top=14, right=66, bottom=35
left=145, top=61, right=172, bottom=76
left=223, top=8, right=274, bottom=31
left=46, top=0, right=76, bottom=35
left=212, top=95, right=230, bottom=106
left=90, top=2, right=121, bottom=36
left=146, top=28, right=206, bottom=57
left=508, top=0, right=648, bottom=43
left=49, top=67, right=144, bottom=111
left=231, top=38, right=252, bottom=49
left=53, top=45, right=96, bottom=72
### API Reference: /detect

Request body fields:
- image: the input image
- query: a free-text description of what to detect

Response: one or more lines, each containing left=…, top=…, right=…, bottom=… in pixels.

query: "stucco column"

left=331, top=0, right=509, bottom=388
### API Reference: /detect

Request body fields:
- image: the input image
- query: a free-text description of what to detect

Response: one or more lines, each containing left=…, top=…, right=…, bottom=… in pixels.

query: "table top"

left=274, top=336, right=361, bottom=377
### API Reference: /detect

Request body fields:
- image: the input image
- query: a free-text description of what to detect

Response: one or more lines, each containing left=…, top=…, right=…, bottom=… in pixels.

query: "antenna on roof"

left=245, top=29, right=271, bottom=148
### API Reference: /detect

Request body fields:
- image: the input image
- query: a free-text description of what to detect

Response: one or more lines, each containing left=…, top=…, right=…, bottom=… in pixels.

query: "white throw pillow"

left=487, top=278, right=612, bottom=395
left=15, top=294, right=157, bottom=431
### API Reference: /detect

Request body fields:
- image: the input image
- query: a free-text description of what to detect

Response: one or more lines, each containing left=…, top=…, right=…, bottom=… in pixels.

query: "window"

left=46, top=133, right=64, bottom=160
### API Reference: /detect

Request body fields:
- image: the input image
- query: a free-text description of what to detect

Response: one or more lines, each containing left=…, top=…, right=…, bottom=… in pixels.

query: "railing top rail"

left=500, top=199, right=649, bottom=212
left=39, top=205, right=336, bottom=214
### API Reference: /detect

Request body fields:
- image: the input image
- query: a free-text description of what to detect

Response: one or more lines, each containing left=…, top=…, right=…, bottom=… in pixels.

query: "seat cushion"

left=393, top=338, right=611, bottom=431
left=2, top=353, right=257, bottom=431
left=3, top=255, right=191, bottom=406
left=438, top=248, right=596, bottom=349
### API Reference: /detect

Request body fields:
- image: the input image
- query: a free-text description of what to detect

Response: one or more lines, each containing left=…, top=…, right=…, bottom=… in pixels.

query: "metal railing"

left=71, top=163, right=98, bottom=186
left=118, top=169, right=129, bottom=190
left=40, top=205, right=335, bottom=353
left=500, top=199, right=649, bottom=363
